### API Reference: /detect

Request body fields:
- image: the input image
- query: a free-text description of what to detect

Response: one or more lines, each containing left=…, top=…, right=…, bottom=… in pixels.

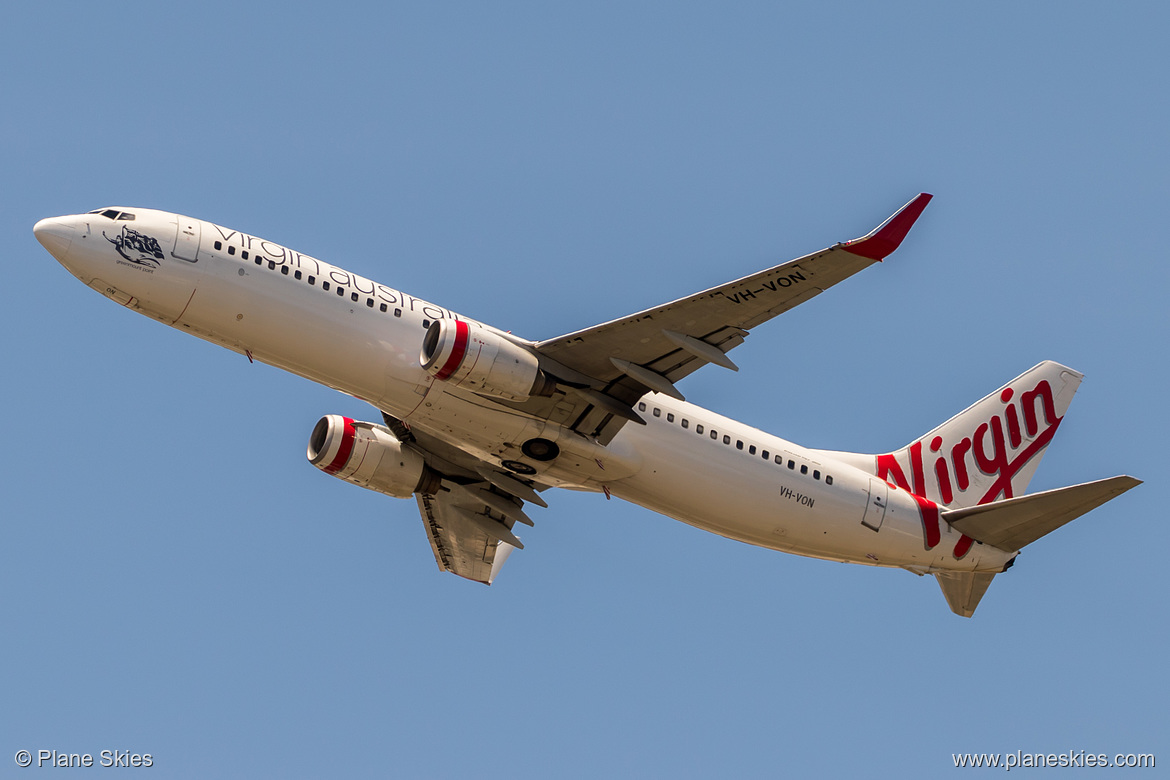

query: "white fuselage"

left=37, top=208, right=1012, bottom=575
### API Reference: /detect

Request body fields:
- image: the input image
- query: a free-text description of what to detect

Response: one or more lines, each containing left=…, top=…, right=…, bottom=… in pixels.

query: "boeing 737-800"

left=33, top=194, right=1139, bottom=616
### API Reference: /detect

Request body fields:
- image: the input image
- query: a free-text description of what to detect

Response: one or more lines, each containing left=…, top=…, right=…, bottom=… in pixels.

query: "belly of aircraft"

left=606, top=425, right=1010, bottom=573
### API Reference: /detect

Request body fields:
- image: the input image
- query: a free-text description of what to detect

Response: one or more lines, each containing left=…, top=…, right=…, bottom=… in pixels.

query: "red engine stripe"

left=324, top=416, right=357, bottom=474
left=434, top=320, right=469, bottom=381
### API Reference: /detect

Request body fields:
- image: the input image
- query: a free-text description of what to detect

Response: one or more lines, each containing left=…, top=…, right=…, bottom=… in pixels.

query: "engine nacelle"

left=307, top=415, right=440, bottom=498
left=420, top=319, right=555, bottom=401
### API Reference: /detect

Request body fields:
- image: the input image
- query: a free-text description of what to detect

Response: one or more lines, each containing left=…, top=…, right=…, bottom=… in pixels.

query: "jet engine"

left=420, top=319, right=555, bottom=401
left=307, top=415, right=440, bottom=498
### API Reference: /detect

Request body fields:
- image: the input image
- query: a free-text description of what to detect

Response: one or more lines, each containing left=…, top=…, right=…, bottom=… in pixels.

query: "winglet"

left=841, top=192, right=933, bottom=261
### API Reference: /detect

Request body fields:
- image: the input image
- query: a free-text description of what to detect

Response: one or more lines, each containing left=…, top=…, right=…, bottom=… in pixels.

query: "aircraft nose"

left=34, top=216, right=76, bottom=260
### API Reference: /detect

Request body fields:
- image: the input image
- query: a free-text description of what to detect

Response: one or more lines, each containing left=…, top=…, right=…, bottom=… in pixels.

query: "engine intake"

left=421, top=319, right=555, bottom=401
left=307, top=415, right=440, bottom=498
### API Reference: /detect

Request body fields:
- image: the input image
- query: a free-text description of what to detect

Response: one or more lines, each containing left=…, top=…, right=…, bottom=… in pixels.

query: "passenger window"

left=667, top=413, right=674, bottom=423
left=423, top=320, right=430, bottom=328
left=254, top=257, right=262, bottom=266
left=762, top=450, right=769, bottom=460
left=228, top=246, right=235, bottom=255
left=295, top=270, right=302, bottom=280
left=749, top=445, right=756, bottom=455
left=638, top=402, right=646, bottom=411
left=710, top=430, right=717, bottom=439
left=242, top=251, right=249, bottom=260
left=308, top=276, right=316, bottom=285
left=813, top=470, right=820, bottom=480
left=351, top=292, right=359, bottom=302
left=366, top=299, right=374, bottom=308
left=800, top=465, right=808, bottom=475
left=826, top=475, right=834, bottom=485
left=735, top=440, right=743, bottom=450
left=696, top=424, right=703, bottom=434
left=723, top=435, right=731, bottom=445
left=323, top=281, right=330, bottom=291
left=281, top=266, right=289, bottom=275
left=268, top=261, right=276, bottom=270
left=788, top=460, right=795, bottom=470
left=681, top=419, right=688, bottom=429
left=337, top=287, right=345, bottom=296
left=775, top=455, right=783, bottom=464
left=379, top=303, right=387, bottom=312
left=653, top=408, right=661, bottom=418
left=394, top=308, right=402, bottom=317
left=214, top=241, right=222, bottom=250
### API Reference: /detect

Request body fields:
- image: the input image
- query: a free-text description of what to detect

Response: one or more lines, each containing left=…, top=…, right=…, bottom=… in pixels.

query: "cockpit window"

left=87, top=208, right=135, bottom=221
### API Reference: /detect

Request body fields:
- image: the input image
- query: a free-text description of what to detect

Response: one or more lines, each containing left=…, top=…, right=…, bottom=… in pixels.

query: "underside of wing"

left=383, top=413, right=545, bottom=584
left=416, top=492, right=518, bottom=584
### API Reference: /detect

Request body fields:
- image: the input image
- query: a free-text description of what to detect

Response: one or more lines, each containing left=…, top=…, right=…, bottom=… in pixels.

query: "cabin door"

left=862, top=477, right=888, bottom=531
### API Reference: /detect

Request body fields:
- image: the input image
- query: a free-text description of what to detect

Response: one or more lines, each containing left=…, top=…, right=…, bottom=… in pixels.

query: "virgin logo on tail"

left=876, top=378, right=1062, bottom=555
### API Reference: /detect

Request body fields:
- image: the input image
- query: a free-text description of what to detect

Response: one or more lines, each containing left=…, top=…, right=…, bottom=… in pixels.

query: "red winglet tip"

left=843, top=192, right=933, bottom=261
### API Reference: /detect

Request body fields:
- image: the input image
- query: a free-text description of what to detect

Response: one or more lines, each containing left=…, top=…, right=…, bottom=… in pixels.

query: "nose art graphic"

left=103, top=225, right=165, bottom=268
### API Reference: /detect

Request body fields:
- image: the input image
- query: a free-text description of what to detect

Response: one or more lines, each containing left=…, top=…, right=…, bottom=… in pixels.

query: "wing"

left=529, top=193, right=933, bottom=442
left=416, top=491, right=519, bottom=584
left=383, top=414, right=545, bottom=584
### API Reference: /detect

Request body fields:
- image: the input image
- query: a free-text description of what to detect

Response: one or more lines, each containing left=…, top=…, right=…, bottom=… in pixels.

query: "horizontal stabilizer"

left=935, top=571, right=997, bottom=618
left=942, top=476, right=1141, bottom=551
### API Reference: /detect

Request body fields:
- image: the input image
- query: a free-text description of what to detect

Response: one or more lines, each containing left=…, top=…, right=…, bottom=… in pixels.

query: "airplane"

left=33, top=194, right=1140, bottom=617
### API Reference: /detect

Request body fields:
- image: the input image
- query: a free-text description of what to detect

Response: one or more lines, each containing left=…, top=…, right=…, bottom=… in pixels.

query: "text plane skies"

left=34, top=195, right=1139, bottom=617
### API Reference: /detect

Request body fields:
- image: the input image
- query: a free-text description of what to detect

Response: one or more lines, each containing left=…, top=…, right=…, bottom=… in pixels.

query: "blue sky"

left=3, top=2, right=1166, bottom=777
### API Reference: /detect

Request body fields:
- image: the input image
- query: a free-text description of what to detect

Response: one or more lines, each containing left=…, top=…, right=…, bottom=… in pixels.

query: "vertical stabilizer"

left=835, top=362, right=1083, bottom=510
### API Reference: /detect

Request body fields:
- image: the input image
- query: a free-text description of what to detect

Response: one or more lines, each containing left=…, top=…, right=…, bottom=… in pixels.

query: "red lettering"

left=1006, top=403, right=1022, bottom=448
left=879, top=378, right=1065, bottom=559
left=876, top=453, right=910, bottom=492
left=952, top=534, right=973, bottom=559
left=1001, top=387, right=1022, bottom=447
left=909, top=440, right=927, bottom=496
left=877, top=450, right=939, bottom=550
left=934, top=457, right=954, bottom=504
left=950, top=438, right=972, bottom=491
left=973, top=418, right=1009, bottom=477
left=912, top=493, right=941, bottom=549
left=977, top=422, right=1061, bottom=504
left=1021, top=380, right=1056, bottom=436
